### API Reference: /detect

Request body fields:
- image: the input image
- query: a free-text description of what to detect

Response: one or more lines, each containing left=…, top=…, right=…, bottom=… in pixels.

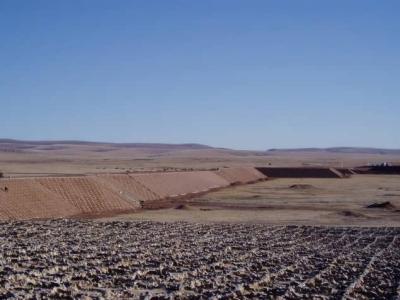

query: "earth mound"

left=289, top=184, right=315, bottom=190
left=366, top=201, right=396, bottom=210
left=175, top=204, right=190, bottom=210
left=336, top=210, right=367, bottom=218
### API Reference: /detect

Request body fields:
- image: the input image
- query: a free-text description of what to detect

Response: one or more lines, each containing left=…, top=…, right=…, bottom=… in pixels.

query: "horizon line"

left=1, top=138, right=400, bottom=152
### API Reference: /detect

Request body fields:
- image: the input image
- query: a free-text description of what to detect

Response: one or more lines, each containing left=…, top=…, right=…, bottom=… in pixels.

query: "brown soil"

left=0, top=178, right=78, bottom=220
left=131, top=171, right=230, bottom=199
left=37, top=177, right=137, bottom=214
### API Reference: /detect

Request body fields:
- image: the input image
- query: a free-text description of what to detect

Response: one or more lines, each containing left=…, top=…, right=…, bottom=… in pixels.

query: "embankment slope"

left=215, top=167, right=266, bottom=184
left=0, top=168, right=266, bottom=220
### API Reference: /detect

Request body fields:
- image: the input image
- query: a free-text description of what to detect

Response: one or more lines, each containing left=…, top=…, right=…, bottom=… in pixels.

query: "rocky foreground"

left=0, top=220, right=399, bottom=299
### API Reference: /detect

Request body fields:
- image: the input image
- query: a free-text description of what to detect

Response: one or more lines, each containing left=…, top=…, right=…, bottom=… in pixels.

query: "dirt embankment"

left=215, top=167, right=266, bottom=184
left=0, top=178, right=78, bottom=220
left=131, top=171, right=231, bottom=199
left=0, top=168, right=266, bottom=220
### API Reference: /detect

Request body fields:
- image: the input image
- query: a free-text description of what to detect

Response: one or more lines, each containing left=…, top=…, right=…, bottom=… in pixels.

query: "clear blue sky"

left=1, top=1, right=399, bottom=150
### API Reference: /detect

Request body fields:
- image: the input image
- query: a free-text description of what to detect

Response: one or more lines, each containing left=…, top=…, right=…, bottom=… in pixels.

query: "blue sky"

left=1, top=1, right=399, bottom=150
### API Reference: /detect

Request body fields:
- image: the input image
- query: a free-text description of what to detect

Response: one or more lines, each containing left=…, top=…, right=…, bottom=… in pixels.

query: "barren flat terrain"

left=1, top=140, right=400, bottom=177
left=111, top=175, right=400, bottom=226
left=1, top=140, right=400, bottom=299
left=1, top=220, right=399, bottom=299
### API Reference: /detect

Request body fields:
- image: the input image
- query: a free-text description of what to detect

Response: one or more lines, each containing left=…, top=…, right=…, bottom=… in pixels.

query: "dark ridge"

left=355, top=166, right=400, bottom=175
left=256, top=167, right=344, bottom=178
left=266, top=147, right=400, bottom=155
left=366, top=201, right=396, bottom=210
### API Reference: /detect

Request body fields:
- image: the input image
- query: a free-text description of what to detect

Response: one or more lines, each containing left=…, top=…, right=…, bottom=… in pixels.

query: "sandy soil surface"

left=1, top=220, right=399, bottom=299
left=108, top=175, right=400, bottom=226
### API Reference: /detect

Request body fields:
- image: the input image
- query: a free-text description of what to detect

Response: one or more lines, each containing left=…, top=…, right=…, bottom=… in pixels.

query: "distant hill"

left=267, top=147, right=400, bottom=155
left=0, top=139, right=216, bottom=151
left=1, top=139, right=399, bottom=156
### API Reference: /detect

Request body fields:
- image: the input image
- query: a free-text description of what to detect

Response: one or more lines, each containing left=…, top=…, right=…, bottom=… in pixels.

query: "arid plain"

left=113, top=175, right=400, bottom=227
left=1, top=140, right=400, bottom=226
left=1, top=140, right=400, bottom=299
left=1, top=139, right=400, bottom=177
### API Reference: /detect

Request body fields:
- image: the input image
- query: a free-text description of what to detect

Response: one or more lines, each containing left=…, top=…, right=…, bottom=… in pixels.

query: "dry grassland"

left=111, top=175, right=400, bottom=226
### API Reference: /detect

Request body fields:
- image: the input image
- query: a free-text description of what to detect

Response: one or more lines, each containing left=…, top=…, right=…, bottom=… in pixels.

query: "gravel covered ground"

left=1, top=220, right=400, bottom=299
